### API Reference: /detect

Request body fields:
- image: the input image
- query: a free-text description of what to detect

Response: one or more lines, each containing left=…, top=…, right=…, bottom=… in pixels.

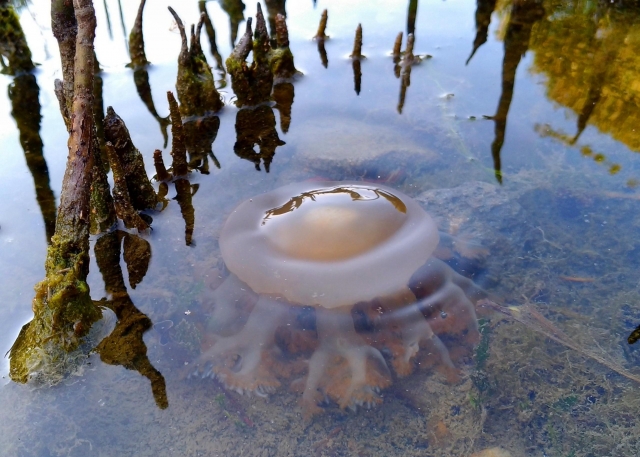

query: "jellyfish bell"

left=194, top=181, right=485, bottom=416
left=220, top=181, right=439, bottom=308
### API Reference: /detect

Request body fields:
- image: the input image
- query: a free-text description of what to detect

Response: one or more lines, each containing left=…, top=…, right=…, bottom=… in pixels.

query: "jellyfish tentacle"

left=205, top=273, right=258, bottom=336
left=194, top=294, right=288, bottom=394
left=300, top=307, right=391, bottom=416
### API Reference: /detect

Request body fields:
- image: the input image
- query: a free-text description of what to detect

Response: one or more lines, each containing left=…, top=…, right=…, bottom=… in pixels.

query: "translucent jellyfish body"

left=193, top=181, right=485, bottom=416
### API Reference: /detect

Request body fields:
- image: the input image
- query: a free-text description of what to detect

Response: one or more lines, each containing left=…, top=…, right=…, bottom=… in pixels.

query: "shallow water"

left=1, top=0, right=640, bottom=455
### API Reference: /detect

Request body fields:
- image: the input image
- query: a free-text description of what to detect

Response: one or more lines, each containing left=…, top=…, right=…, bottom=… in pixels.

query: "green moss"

left=8, top=238, right=103, bottom=384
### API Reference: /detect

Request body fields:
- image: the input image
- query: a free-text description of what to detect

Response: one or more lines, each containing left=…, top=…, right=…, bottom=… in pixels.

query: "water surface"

left=1, top=0, right=640, bottom=455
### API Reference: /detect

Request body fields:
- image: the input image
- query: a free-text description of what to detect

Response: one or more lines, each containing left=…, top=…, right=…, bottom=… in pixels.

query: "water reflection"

left=265, top=0, right=287, bottom=46
left=4, top=0, right=640, bottom=454
left=273, top=81, right=294, bottom=133
left=94, top=231, right=168, bottom=409
left=0, top=1, right=35, bottom=75
left=528, top=0, right=640, bottom=173
left=234, top=105, right=285, bottom=172
left=133, top=68, right=171, bottom=148
left=486, top=0, right=544, bottom=183
left=199, top=0, right=224, bottom=71
left=8, top=73, right=56, bottom=243
left=184, top=115, right=221, bottom=174
left=466, top=0, right=497, bottom=64
left=314, top=9, right=329, bottom=68
left=173, top=177, right=198, bottom=246
left=220, top=0, right=246, bottom=47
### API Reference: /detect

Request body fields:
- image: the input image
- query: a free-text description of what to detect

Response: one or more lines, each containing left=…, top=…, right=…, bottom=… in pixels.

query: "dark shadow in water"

left=94, top=230, right=168, bottom=409
left=352, top=59, right=362, bottom=95
left=265, top=0, right=286, bottom=47
left=133, top=67, right=171, bottom=148
left=395, top=34, right=417, bottom=114
left=629, top=324, right=640, bottom=345
left=407, top=0, right=418, bottom=36
left=173, top=177, right=198, bottom=247
left=487, top=0, right=544, bottom=184
left=317, top=38, right=328, bottom=68
left=184, top=115, right=221, bottom=174
left=0, top=1, right=35, bottom=75
left=234, top=105, right=286, bottom=172
left=102, top=0, right=114, bottom=40
left=273, top=82, right=294, bottom=133
left=116, top=0, right=128, bottom=54
left=466, top=0, right=497, bottom=65
left=220, top=0, right=246, bottom=47
left=397, top=63, right=411, bottom=114
left=199, top=0, right=225, bottom=71
left=8, top=74, right=56, bottom=243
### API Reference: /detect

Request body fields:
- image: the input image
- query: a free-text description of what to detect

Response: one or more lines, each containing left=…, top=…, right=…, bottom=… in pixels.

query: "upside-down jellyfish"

left=192, top=181, right=486, bottom=416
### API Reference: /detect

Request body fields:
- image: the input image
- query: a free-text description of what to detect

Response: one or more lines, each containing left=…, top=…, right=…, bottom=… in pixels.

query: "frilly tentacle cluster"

left=190, top=256, right=484, bottom=417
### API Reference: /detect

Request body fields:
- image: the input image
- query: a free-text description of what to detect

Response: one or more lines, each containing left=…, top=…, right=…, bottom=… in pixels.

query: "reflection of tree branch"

left=535, top=123, right=621, bottom=175
left=184, top=115, right=221, bottom=174
left=174, top=178, right=198, bottom=246
left=94, top=231, right=168, bottom=410
left=265, top=0, right=286, bottom=44
left=350, top=24, right=363, bottom=95
left=273, top=82, right=294, bottom=133
left=397, top=64, right=411, bottom=114
left=314, top=9, right=328, bottom=68
left=8, top=74, right=56, bottom=243
left=234, top=106, right=285, bottom=172
left=317, top=38, right=328, bottom=68
left=0, top=1, right=35, bottom=75
left=199, top=0, right=224, bottom=71
left=220, top=0, right=246, bottom=47
left=407, top=0, right=418, bottom=36
left=489, top=0, right=544, bottom=184
left=396, top=34, right=416, bottom=114
left=133, top=68, right=171, bottom=148
left=466, top=0, right=497, bottom=65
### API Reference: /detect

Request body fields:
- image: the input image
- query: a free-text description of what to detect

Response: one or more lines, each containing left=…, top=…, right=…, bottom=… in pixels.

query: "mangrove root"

left=168, top=6, right=223, bottom=117
left=104, top=106, right=157, bottom=211
left=8, top=0, right=104, bottom=385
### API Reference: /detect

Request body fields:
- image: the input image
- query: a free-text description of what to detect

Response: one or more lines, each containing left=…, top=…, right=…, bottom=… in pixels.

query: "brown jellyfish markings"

left=191, top=181, right=485, bottom=416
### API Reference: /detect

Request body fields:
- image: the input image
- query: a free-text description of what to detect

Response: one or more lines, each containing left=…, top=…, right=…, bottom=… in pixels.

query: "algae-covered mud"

left=1, top=0, right=640, bottom=456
